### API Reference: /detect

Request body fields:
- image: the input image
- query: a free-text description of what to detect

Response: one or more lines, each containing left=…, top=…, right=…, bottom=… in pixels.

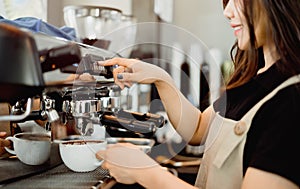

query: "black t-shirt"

left=213, top=61, right=300, bottom=186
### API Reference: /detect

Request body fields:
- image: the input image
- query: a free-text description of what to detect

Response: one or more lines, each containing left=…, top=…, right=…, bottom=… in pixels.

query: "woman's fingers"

left=0, top=132, right=7, bottom=138
left=99, top=57, right=160, bottom=87
left=0, top=139, right=11, bottom=147
left=112, top=66, right=126, bottom=89
left=0, top=132, right=11, bottom=150
left=110, top=63, right=136, bottom=89
left=98, top=57, right=138, bottom=67
left=117, top=72, right=135, bottom=82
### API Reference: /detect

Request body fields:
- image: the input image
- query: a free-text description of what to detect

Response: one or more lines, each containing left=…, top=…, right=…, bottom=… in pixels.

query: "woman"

left=97, top=0, right=300, bottom=188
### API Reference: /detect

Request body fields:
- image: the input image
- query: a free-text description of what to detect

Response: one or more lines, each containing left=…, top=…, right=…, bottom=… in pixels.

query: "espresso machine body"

left=0, top=23, right=44, bottom=104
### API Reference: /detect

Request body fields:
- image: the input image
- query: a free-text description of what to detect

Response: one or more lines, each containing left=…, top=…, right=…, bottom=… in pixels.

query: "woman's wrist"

left=134, top=165, right=167, bottom=188
left=154, top=69, right=176, bottom=88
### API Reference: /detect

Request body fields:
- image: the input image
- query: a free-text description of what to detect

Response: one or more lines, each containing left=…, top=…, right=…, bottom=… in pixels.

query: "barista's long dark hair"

left=223, top=0, right=300, bottom=89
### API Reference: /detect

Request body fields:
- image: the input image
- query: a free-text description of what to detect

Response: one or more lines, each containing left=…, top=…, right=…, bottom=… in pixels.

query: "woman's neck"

left=257, top=43, right=280, bottom=74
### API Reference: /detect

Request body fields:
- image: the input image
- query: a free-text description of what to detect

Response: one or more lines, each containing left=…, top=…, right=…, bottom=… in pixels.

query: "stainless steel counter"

left=0, top=143, right=114, bottom=189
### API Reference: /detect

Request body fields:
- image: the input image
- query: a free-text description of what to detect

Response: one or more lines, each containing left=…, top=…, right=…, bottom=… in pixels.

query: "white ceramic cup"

left=5, top=132, right=51, bottom=165
left=59, top=139, right=107, bottom=172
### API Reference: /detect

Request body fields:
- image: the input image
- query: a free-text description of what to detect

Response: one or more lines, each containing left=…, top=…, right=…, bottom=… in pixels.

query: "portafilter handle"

left=97, top=109, right=165, bottom=135
left=76, top=54, right=118, bottom=79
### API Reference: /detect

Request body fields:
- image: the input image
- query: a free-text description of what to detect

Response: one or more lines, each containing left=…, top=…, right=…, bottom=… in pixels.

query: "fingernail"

left=117, top=74, right=123, bottom=79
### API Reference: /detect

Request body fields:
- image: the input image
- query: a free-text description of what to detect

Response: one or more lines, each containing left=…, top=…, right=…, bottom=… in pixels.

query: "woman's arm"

left=136, top=164, right=198, bottom=189
left=242, top=167, right=298, bottom=189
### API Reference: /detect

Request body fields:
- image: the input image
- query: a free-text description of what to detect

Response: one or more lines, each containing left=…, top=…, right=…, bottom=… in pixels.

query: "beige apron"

left=195, top=74, right=300, bottom=189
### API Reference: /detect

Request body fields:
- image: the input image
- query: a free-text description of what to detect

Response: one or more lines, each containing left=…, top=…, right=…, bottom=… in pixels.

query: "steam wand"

left=0, top=98, right=33, bottom=121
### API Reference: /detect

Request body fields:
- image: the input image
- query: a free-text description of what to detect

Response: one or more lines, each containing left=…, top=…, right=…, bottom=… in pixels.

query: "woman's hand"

left=98, top=57, right=171, bottom=89
left=96, top=143, right=197, bottom=189
left=96, top=143, right=160, bottom=184
left=0, top=132, right=11, bottom=156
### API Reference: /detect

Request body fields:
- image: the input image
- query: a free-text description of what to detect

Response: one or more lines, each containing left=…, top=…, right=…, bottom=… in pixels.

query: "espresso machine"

left=0, top=23, right=164, bottom=140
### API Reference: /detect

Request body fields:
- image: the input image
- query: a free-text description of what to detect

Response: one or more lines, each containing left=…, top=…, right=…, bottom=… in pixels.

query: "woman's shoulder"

left=257, top=82, right=300, bottom=117
left=250, top=81, right=300, bottom=134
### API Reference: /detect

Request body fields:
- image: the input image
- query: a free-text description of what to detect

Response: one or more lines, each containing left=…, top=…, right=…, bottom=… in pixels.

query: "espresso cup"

left=5, top=132, right=51, bottom=165
left=59, top=139, right=107, bottom=172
